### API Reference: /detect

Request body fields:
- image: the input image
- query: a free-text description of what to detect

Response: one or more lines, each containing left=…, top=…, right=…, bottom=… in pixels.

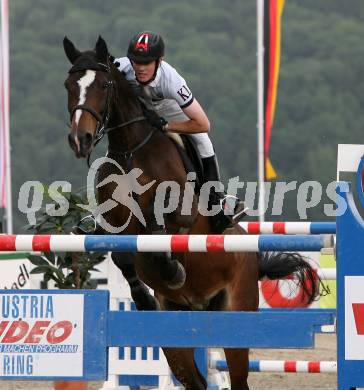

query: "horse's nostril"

left=84, top=132, right=93, bottom=145
left=78, top=131, right=94, bottom=157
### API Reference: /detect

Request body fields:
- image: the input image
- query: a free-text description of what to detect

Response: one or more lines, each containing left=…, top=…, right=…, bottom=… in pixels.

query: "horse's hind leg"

left=111, top=252, right=157, bottom=310
left=205, top=289, right=250, bottom=389
left=224, top=348, right=250, bottom=390
left=224, top=252, right=259, bottom=390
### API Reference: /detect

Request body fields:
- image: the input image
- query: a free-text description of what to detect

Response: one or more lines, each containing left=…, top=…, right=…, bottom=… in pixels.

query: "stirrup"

left=220, top=195, right=248, bottom=222
left=72, top=215, right=98, bottom=235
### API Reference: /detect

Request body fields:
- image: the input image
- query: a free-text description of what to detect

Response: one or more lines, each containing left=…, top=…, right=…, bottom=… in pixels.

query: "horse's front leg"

left=150, top=250, right=186, bottom=289
left=73, top=215, right=158, bottom=310
left=111, top=252, right=158, bottom=310
left=145, top=203, right=187, bottom=290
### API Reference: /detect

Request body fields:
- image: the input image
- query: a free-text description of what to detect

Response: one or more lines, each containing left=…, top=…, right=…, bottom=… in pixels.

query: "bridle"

left=68, top=59, right=153, bottom=165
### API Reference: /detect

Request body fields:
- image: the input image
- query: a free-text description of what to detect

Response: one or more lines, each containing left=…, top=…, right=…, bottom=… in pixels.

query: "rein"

left=93, top=115, right=148, bottom=148
left=107, top=127, right=155, bottom=172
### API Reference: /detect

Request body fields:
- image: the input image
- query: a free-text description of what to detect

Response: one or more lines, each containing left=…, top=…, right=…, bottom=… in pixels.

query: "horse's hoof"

left=131, top=284, right=159, bottom=311
left=135, top=294, right=159, bottom=311
left=165, top=261, right=186, bottom=290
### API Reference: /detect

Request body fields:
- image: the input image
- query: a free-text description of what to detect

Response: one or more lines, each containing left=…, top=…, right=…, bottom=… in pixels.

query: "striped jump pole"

left=239, top=221, right=336, bottom=235
left=211, top=357, right=337, bottom=374
left=0, top=234, right=335, bottom=253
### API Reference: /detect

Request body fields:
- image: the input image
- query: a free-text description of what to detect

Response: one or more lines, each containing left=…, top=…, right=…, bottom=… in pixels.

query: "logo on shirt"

left=135, top=33, right=150, bottom=52
left=177, top=85, right=192, bottom=101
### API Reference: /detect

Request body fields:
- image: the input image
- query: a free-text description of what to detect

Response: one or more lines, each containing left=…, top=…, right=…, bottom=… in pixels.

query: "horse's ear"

left=95, top=35, right=109, bottom=63
left=63, top=36, right=81, bottom=64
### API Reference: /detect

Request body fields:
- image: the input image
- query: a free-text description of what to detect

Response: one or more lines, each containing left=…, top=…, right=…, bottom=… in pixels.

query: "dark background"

left=6, top=0, right=364, bottom=230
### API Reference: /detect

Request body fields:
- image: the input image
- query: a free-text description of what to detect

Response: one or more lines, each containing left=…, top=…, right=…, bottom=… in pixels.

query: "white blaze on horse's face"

left=75, top=70, right=96, bottom=126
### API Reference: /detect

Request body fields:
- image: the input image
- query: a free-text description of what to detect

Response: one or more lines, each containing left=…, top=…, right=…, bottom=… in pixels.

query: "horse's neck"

left=107, top=76, right=150, bottom=151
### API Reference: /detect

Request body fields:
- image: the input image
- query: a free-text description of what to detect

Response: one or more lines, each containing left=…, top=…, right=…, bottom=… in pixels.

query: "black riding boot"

left=201, top=155, right=247, bottom=233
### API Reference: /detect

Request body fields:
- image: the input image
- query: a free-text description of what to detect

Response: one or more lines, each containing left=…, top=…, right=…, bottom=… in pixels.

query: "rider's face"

left=132, top=60, right=157, bottom=83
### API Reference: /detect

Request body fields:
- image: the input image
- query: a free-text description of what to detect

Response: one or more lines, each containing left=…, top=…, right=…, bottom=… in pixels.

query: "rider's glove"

left=144, top=109, right=168, bottom=132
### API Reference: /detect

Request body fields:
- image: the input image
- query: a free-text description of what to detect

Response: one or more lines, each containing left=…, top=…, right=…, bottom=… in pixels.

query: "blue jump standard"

left=0, top=290, right=335, bottom=381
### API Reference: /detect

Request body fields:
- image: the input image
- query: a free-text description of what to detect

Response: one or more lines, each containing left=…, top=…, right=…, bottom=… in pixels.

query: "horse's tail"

left=257, top=252, right=321, bottom=305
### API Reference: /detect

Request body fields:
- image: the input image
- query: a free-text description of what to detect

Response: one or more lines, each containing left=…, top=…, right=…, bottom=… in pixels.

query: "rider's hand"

left=144, top=109, right=168, bottom=132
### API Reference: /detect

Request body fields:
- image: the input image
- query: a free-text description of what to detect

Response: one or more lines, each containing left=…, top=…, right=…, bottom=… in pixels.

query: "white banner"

left=0, top=254, right=42, bottom=289
left=0, top=293, right=84, bottom=377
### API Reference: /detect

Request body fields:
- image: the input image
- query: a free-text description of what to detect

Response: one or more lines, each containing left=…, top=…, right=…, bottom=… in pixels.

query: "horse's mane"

left=108, top=57, right=141, bottom=110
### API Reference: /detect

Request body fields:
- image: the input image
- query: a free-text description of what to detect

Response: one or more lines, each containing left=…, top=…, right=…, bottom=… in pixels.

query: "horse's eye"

left=102, top=82, right=109, bottom=90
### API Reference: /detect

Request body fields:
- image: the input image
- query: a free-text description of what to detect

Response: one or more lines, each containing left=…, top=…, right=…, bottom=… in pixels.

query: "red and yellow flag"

left=264, top=0, right=285, bottom=180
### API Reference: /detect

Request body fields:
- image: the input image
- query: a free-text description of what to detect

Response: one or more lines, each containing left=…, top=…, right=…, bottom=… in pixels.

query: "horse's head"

left=63, top=36, right=113, bottom=158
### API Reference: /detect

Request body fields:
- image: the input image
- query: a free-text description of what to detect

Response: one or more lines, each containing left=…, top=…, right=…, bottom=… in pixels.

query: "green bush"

left=26, top=188, right=106, bottom=289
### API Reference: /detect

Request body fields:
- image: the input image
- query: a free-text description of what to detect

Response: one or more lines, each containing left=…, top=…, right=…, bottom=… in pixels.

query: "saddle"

left=166, top=132, right=204, bottom=194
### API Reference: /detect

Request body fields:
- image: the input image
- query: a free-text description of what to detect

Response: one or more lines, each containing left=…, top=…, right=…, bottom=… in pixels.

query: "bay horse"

left=63, top=36, right=320, bottom=390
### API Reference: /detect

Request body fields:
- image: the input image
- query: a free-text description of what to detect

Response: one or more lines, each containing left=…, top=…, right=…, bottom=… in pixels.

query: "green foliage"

left=26, top=188, right=106, bottom=289
left=8, top=0, right=364, bottom=226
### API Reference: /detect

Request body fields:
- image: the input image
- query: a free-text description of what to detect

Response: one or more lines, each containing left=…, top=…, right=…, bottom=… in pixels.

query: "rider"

left=114, top=31, right=246, bottom=232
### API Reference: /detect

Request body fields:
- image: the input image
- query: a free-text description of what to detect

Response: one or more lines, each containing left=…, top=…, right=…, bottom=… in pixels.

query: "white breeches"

left=188, top=132, right=214, bottom=158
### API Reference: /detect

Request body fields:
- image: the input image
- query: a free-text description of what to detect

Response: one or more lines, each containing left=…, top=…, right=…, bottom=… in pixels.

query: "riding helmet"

left=127, top=32, right=165, bottom=63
